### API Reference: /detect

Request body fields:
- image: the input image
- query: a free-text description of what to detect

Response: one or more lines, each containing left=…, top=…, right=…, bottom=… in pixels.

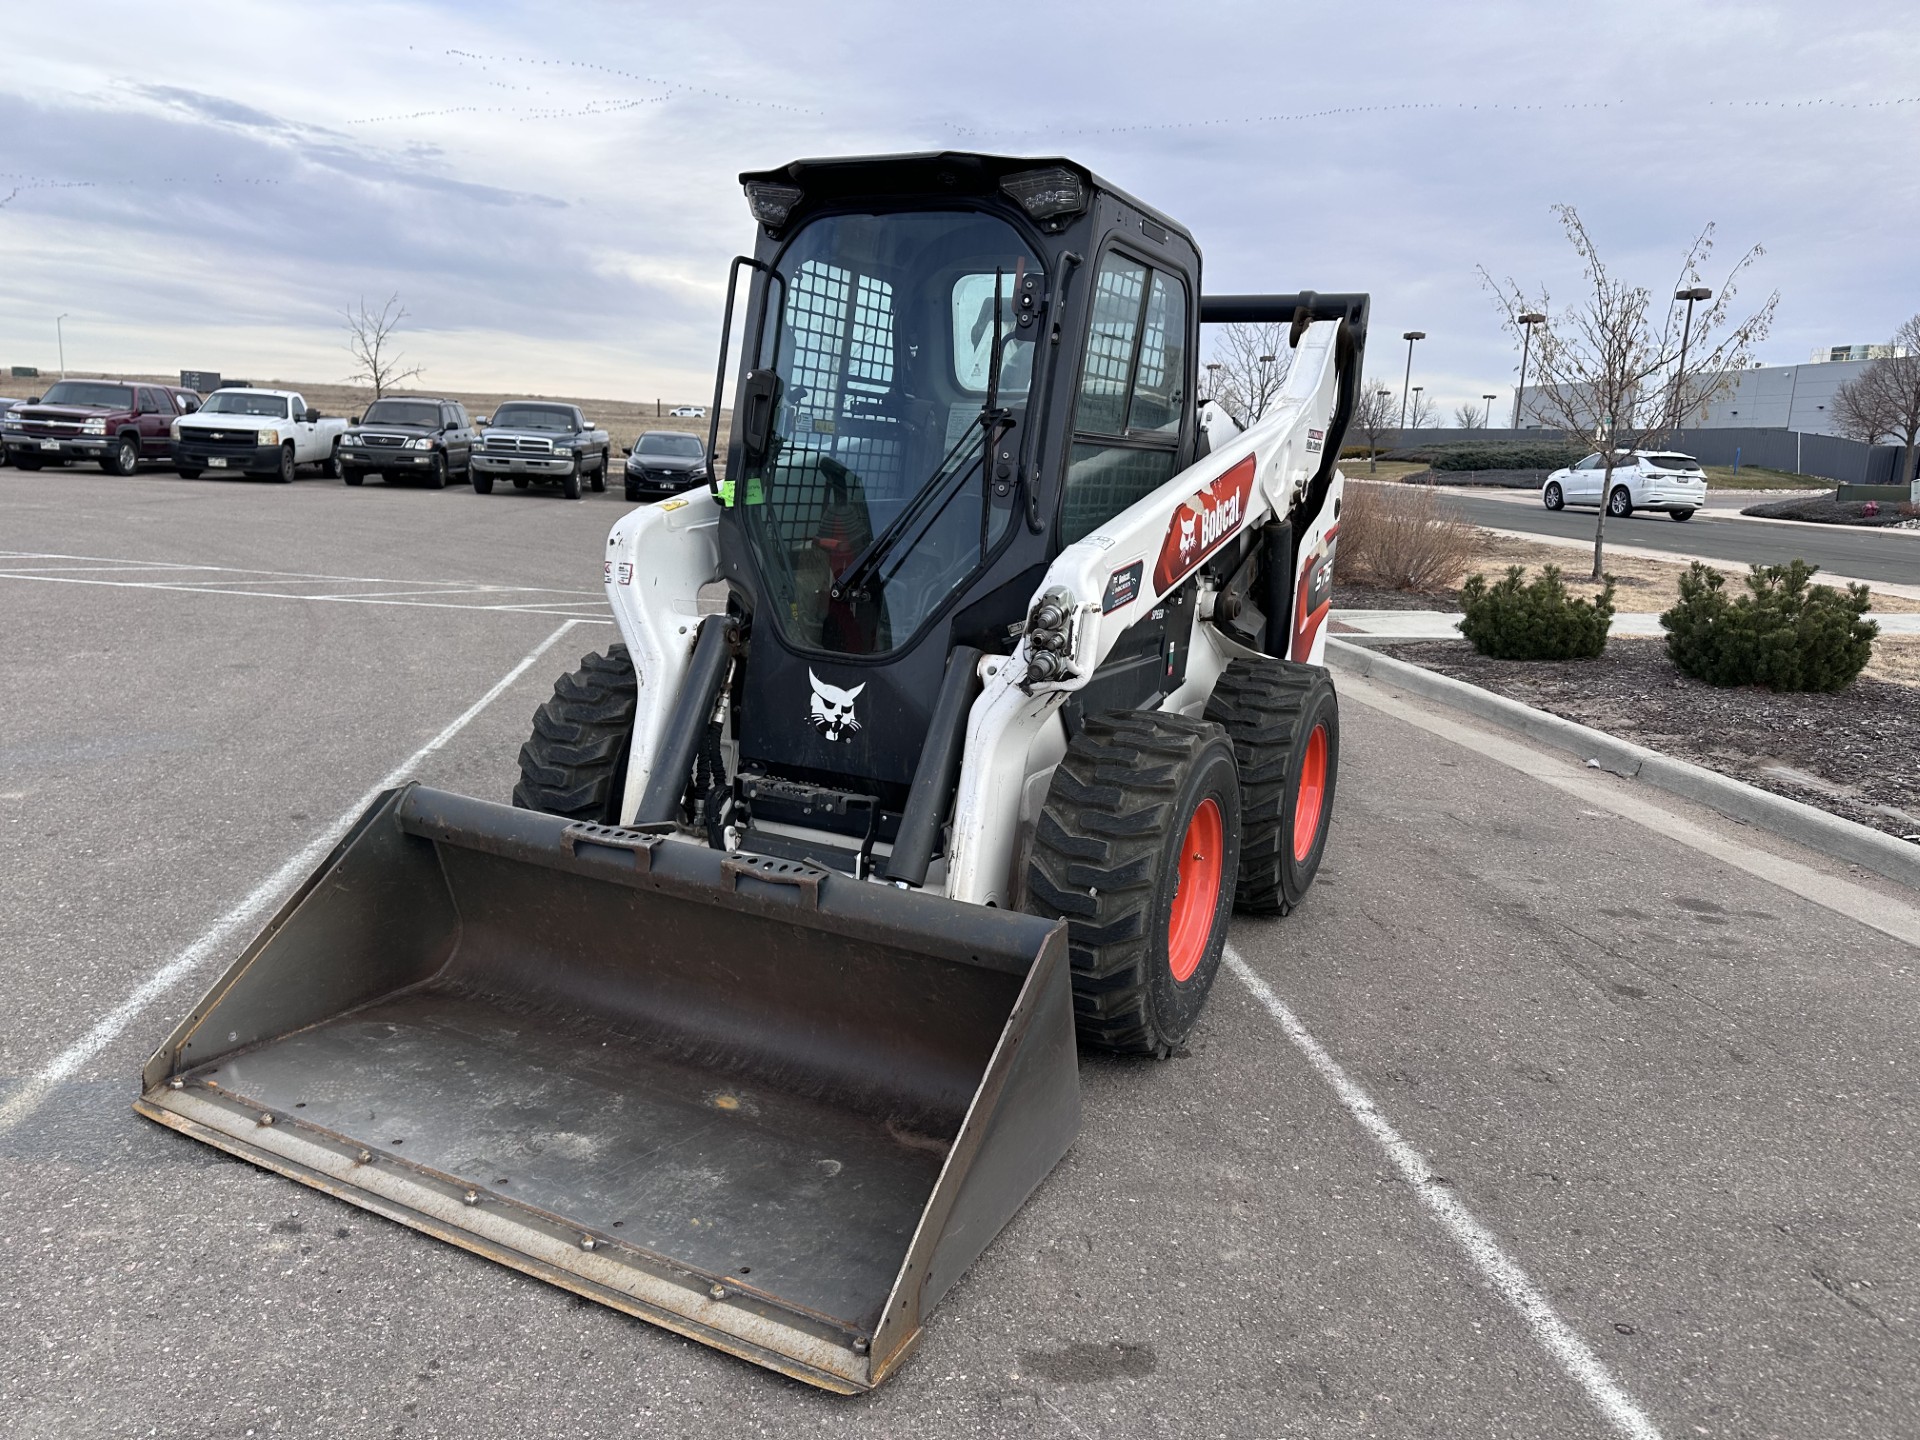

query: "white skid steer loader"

left=138, top=152, right=1368, bottom=1392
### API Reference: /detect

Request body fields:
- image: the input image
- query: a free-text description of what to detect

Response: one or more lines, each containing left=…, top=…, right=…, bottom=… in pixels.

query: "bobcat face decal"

left=808, top=670, right=866, bottom=742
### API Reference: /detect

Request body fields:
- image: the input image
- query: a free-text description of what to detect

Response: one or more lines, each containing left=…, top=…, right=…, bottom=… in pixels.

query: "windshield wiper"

left=830, top=266, right=1018, bottom=605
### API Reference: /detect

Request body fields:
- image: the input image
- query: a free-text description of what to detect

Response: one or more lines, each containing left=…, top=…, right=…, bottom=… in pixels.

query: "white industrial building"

left=1688, top=354, right=1877, bottom=436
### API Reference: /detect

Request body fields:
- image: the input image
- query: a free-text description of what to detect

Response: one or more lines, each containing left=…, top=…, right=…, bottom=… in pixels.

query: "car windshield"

left=637, top=432, right=704, bottom=457
left=201, top=392, right=290, bottom=418
left=492, top=405, right=574, bottom=431
left=738, top=208, right=1042, bottom=657
left=1642, top=453, right=1702, bottom=473
left=40, top=382, right=133, bottom=408
left=362, top=400, right=442, bottom=428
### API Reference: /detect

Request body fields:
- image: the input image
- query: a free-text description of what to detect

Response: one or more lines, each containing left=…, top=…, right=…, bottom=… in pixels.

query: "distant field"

left=30, top=371, right=733, bottom=454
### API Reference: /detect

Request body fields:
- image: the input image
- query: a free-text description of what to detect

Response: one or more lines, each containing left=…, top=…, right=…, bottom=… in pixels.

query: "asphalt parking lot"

left=2, top=466, right=1916, bottom=1439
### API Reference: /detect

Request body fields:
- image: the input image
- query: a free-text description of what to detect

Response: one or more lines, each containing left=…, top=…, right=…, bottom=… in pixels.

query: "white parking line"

left=0, top=618, right=588, bottom=1136
left=1225, top=947, right=1665, bottom=1440
left=0, top=549, right=602, bottom=594
left=0, top=570, right=611, bottom=618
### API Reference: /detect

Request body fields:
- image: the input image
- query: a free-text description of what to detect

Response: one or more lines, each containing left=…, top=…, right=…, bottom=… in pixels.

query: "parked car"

left=667, top=405, right=707, bottom=418
left=0, top=399, right=20, bottom=466
left=171, top=388, right=348, bottom=482
left=1, top=380, right=190, bottom=474
left=623, top=430, right=711, bottom=501
left=470, top=403, right=610, bottom=499
left=337, top=397, right=478, bottom=489
left=1542, top=449, right=1708, bottom=521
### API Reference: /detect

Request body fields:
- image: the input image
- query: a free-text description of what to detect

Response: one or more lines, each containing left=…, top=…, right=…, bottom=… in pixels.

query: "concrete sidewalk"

left=1332, top=608, right=1920, bottom=641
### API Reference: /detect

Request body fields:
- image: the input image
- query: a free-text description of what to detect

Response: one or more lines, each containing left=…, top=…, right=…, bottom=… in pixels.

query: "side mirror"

left=622, top=447, right=632, bottom=457
left=28, top=396, right=40, bottom=404
left=351, top=415, right=361, bottom=425
left=477, top=415, right=490, bottom=426
left=736, top=368, right=782, bottom=468
left=305, top=409, right=321, bottom=423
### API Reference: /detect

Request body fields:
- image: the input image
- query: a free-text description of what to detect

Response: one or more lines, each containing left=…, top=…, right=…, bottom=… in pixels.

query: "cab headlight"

left=82, top=418, right=107, bottom=435
left=408, top=437, right=436, bottom=450
left=257, top=428, right=280, bottom=446
left=169, top=419, right=181, bottom=439
left=2, top=414, right=22, bottom=428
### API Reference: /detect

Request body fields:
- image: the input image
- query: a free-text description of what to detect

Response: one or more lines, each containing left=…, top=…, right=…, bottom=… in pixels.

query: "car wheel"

left=625, top=480, right=641, bottom=503
left=276, top=444, right=297, bottom=484
left=1669, top=508, right=1695, bottom=522
left=342, top=466, right=365, bottom=487
left=427, top=453, right=448, bottom=490
left=13, top=455, right=43, bottom=471
left=101, top=435, right=140, bottom=476
left=562, top=456, right=582, bottom=500
left=512, top=476, right=530, bottom=490
left=1543, top=481, right=1564, bottom=511
left=589, top=451, right=606, bottom=493
left=471, top=469, right=494, bottom=495
left=1607, top=485, right=1632, bottom=518
left=176, top=467, right=202, bottom=479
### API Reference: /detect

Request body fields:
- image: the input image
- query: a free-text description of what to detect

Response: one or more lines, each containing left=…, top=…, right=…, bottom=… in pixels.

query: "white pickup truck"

left=171, top=388, right=349, bottom=483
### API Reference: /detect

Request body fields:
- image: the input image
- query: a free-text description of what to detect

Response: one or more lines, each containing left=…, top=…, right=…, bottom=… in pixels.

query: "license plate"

left=41, top=440, right=60, bottom=450
left=208, top=458, right=228, bottom=468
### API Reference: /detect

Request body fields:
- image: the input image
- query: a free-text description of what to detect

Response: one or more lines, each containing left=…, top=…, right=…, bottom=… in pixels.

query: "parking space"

left=2, top=469, right=1915, bottom=1438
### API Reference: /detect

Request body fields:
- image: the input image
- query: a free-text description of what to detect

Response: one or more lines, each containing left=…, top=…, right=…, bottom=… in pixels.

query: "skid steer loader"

left=137, top=152, right=1367, bottom=1392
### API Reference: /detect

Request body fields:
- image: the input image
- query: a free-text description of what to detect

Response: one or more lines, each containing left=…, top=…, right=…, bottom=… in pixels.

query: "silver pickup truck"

left=469, top=402, right=611, bottom=500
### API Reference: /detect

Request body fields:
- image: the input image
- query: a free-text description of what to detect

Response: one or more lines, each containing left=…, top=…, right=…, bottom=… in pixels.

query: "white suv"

left=1542, top=450, right=1708, bottom=522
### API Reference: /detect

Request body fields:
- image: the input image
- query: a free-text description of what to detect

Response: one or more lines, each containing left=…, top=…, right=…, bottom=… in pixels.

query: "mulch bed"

left=1397, top=468, right=1551, bottom=489
left=1333, top=581, right=1460, bottom=612
left=1386, top=638, right=1920, bottom=842
left=1742, top=495, right=1920, bottom=529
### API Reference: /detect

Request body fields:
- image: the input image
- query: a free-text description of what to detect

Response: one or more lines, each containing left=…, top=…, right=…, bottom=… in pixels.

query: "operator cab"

left=707, top=153, right=1207, bottom=875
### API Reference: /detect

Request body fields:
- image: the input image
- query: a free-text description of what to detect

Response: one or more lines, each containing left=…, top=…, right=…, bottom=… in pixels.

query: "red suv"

left=0, top=381, right=200, bottom=475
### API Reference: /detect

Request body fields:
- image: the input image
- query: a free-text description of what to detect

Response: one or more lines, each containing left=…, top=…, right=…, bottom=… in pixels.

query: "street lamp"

left=1482, top=393, right=1497, bottom=429
left=1674, top=286, right=1712, bottom=427
left=1399, top=330, right=1425, bottom=430
left=1511, top=311, right=1545, bottom=428
left=1256, top=352, right=1277, bottom=421
left=57, top=313, right=71, bottom=379
left=1410, top=385, right=1424, bottom=427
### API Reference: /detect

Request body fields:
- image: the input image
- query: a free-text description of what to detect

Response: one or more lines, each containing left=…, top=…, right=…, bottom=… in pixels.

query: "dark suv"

left=623, top=430, right=711, bottom=501
left=0, top=380, right=192, bottom=474
left=337, top=397, right=477, bottom=488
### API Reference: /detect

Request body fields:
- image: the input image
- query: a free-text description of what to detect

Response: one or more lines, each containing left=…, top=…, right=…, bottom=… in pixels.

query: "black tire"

left=1669, top=508, right=1694, bottom=522
left=427, top=453, right=448, bottom=489
left=1025, top=711, right=1241, bottom=1056
left=1607, top=485, right=1632, bottom=518
left=589, top=451, right=607, bottom=493
left=342, top=466, right=364, bottom=487
left=322, top=440, right=342, bottom=479
left=176, top=467, right=202, bottom=479
left=562, top=455, right=583, bottom=500
left=104, top=435, right=139, bottom=476
left=512, top=646, right=639, bottom=820
left=13, top=455, right=43, bottom=471
left=471, top=469, right=494, bottom=495
left=1542, top=480, right=1564, bottom=511
left=625, top=480, right=641, bottom=503
left=276, top=444, right=296, bottom=484
left=1204, top=660, right=1340, bottom=916
left=512, top=476, right=530, bottom=490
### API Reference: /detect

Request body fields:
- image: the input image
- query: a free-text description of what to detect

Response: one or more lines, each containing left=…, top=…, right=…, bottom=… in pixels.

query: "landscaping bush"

left=1459, top=565, right=1616, bottom=660
left=1427, top=442, right=1586, bottom=473
left=1660, top=560, right=1878, bottom=692
left=1337, top=481, right=1477, bottom=591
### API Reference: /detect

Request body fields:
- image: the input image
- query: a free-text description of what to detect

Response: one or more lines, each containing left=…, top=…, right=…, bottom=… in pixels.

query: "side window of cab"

left=1059, top=251, right=1190, bottom=546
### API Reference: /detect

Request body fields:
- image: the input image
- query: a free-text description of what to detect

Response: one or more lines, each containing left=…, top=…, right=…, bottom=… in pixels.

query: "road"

left=1442, top=490, right=1920, bottom=586
left=2, top=467, right=1917, bottom=1439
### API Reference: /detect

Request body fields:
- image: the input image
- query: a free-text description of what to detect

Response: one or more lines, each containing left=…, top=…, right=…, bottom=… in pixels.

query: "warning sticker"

left=1102, top=560, right=1143, bottom=613
left=617, top=562, right=634, bottom=586
left=1306, top=427, right=1325, bottom=454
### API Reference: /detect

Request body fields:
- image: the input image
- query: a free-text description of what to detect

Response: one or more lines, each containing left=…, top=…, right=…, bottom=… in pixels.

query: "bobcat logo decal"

left=1177, top=512, right=1197, bottom=559
left=808, top=670, right=866, bottom=742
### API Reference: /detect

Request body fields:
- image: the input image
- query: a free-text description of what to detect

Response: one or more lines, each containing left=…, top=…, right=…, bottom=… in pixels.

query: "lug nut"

left=256, top=1112, right=274, bottom=1127
left=168, top=1077, right=184, bottom=1091
left=709, top=1283, right=728, bottom=1300
left=580, top=1236, right=597, bottom=1251
left=463, top=1190, right=479, bottom=1207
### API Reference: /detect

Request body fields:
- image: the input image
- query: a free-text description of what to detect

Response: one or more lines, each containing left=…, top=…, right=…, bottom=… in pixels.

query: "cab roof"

left=739, top=151, right=1196, bottom=249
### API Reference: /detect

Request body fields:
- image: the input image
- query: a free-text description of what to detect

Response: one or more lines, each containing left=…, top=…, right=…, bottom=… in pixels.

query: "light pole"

left=57, top=313, right=71, bottom=379
left=1399, top=330, right=1425, bottom=431
left=1410, top=385, right=1424, bottom=428
left=1674, top=286, right=1711, bottom=427
left=1257, top=352, right=1276, bottom=421
left=1511, top=311, right=1545, bottom=428
left=1205, top=361, right=1222, bottom=398
left=1482, top=393, right=1497, bottom=430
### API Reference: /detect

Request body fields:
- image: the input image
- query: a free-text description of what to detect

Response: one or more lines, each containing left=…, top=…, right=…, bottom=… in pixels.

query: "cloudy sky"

left=3, top=0, right=1916, bottom=415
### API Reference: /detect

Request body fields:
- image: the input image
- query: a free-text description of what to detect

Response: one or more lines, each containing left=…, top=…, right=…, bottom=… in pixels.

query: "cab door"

left=1566, top=454, right=1602, bottom=505
left=288, top=394, right=316, bottom=458
left=136, top=388, right=173, bottom=458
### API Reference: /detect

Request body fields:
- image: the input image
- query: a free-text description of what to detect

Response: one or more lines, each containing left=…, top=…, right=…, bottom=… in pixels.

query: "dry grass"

left=1337, top=481, right=1477, bottom=592
left=1866, top=638, right=1920, bottom=687
left=1338, top=458, right=1431, bottom=483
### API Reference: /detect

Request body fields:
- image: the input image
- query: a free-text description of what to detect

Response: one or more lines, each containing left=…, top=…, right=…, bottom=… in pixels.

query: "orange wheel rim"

left=1168, top=798, right=1224, bottom=983
left=1292, top=725, right=1328, bottom=863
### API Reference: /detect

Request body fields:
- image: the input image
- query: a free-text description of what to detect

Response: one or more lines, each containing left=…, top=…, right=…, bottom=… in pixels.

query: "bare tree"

left=1406, top=389, right=1437, bottom=429
left=1832, top=315, right=1920, bottom=498
left=1452, top=401, right=1483, bottom=429
left=1483, top=207, right=1776, bottom=578
left=1350, top=382, right=1397, bottom=473
left=1205, top=321, right=1291, bottom=426
left=344, top=293, right=425, bottom=398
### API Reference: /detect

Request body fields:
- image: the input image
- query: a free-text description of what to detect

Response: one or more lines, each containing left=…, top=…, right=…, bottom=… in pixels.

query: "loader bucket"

left=135, top=785, right=1077, bottom=1392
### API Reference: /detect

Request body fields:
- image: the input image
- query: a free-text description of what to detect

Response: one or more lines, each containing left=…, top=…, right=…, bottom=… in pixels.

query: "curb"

left=1325, top=638, right=1920, bottom=892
